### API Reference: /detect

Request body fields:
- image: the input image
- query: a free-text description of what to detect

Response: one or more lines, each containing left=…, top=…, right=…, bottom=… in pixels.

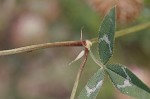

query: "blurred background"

left=0, top=0, right=150, bottom=99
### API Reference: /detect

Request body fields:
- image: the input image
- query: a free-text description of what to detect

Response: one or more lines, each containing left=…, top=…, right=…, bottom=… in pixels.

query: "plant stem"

left=115, top=22, right=150, bottom=38
left=0, top=41, right=85, bottom=56
left=70, top=48, right=89, bottom=99
left=90, top=22, right=150, bottom=43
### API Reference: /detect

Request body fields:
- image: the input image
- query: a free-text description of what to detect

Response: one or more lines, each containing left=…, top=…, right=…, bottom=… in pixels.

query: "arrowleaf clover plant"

left=78, top=6, right=150, bottom=99
left=0, top=5, right=150, bottom=99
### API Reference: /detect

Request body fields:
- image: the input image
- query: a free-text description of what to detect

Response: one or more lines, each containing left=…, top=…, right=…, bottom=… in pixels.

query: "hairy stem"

left=70, top=48, right=89, bottom=99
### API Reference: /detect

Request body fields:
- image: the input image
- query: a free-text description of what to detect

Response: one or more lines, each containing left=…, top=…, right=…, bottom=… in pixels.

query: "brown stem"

left=70, top=48, right=89, bottom=99
left=0, top=40, right=86, bottom=56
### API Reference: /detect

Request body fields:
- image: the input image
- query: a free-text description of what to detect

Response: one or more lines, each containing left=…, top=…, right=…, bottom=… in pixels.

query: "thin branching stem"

left=70, top=48, right=89, bottom=99
left=0, top=22, right=149, bottom=56
left=0, top=22, right=149, bottom=99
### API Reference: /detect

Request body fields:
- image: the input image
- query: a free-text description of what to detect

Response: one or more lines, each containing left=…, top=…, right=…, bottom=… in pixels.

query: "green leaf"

left=78, top=68, right=105, bottom=99
left=98, top=6, right=116, bottom=64
left=105, top=64, right=150, bottom=99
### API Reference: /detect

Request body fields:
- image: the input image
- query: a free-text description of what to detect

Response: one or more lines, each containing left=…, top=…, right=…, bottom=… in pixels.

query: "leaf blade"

left=105, top=64, right=150, bottom=99
left=98, top=6, right=116, bottom=64
left=78, top=68, right=105, bottom=99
